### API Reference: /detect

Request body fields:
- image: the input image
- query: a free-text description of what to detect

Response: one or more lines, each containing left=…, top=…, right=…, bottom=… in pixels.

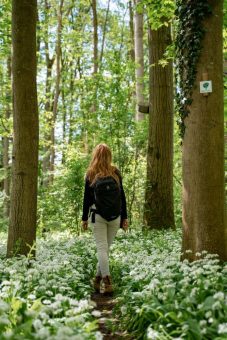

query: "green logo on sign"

left=203, top=82, right=209, bottom=89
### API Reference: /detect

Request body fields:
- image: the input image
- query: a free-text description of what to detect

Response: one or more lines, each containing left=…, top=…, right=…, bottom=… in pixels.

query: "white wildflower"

left=213, top=292, right=225, bottom=301
left=120, top=306, right=127, bottom=315
left=91, top=310, right=101, bottom=317
left=0, top=300, right=9, bottom=312
left=33, top=319, right=42, bottom=330
left=147, top=326, right=159, bottom=339
left=36, top=327, right=50, bottom=338
left=218, top=323, right=227, bottom=334
left=185, top=250, right=192, bottom=254
left=205, top=311, right=212, bottom=318
left=42, top=299, right=51, bottom=305
left=212, top=301, right=222, bottom=310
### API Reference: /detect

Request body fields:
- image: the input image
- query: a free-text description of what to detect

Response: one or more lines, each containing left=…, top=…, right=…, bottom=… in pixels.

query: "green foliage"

left=0, top=0, right=12, bottom=139
left=173, top=122, right=182, bottom=225
left=175, top=1, right=212, bottom=138
left=0, top=226, right=225, bottom=339
left=0, top=233, right=102, bottom=339
left=139, top=0, right=175, bottom=30
left=35, top=0, right=149, bottom=232
left=38, top=149, right=89, bottom=233
left=0, top=0, right=11, bottom=56
left=0, top=193, right=8, bottom=231
left=111, top=230, right=227, bottom=339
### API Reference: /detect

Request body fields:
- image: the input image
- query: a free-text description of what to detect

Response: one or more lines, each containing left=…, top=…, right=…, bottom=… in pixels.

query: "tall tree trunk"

left=3, top=135, right=10, bottom=216
left=68, top=62, right=75, bottom=145
left=134, top=0, right=145, bottom=121
left=42, top=0, right=55, bottom=186
left=49, top=0, right=64, bottom=184
left=3, top=56, right=11, bottom=217
left=99, top=0, right=110, bottom=68
left=85, top=0, right=98, bottom=153
left=42, top=51, right=54, bottom=185
left=7, top=0, right=38, bottom=257
left=129, top=0, right=135, bottom=62
left=92, top=0, right=98, bottom=75
left=61, top=56, right=67, bottom=164
left=0, top=140, right=4, bottom=191
left=182, top=0, right=226, bottom=261
left=144, top=24, right=174, bottom=229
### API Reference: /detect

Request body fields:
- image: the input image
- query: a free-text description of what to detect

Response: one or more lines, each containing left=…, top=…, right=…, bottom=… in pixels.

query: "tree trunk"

left=92, top=0, right=98, bottom=75
left=3, top=56, right=11, bottom=217
left=85, top=0, right=98, bottom=153
left=42, top=0, right=55, bottom=186
left=3, top=135, right=10, bottom=216
left=49, top=0, right=64, bottom=184
left=0, top=140, right=4, bottom=191
left=42, top=52, right=54, bottom=186
left=99, top=0, right=110, bottom=68
left=68, top=62, right=75, bottom=145
left=7, top=0, right=39, bottom=257
left=129, top=0, right=135, bottom=62
left=61, top=84, right=66, bottom=164
left=134, top=0, right=145, bottom=121
left=144, top=24, right=174, bottom=229
left=182, top=0, right=226, bottom=261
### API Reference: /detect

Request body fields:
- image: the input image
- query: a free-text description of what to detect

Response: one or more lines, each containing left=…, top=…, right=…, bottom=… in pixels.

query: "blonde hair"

left=86, top=144, right=120, bottom=185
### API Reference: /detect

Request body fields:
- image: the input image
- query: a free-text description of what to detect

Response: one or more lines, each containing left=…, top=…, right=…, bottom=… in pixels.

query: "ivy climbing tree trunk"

left=7, top=0, right=38, bottom=257
left=144, top=24, right=175, bottom=229
left=182, top=0, right=227, bottom=261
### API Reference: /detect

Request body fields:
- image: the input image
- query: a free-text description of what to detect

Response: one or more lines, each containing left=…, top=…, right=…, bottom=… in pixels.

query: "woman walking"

left=82, top=144, right=128, bottom=295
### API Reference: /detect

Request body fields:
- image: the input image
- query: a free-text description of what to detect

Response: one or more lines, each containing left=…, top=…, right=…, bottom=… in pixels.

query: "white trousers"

left=91, top=213, right=120, bottom=277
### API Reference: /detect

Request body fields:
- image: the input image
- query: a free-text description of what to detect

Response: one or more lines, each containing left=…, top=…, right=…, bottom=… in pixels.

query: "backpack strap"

left=90, top=208, right=98, bottom=223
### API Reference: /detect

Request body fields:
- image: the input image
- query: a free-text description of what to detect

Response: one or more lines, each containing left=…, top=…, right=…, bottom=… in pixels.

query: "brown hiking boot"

left=102, top=275, right=113, bottom=295
left=93, top=275, right=102, bottom=293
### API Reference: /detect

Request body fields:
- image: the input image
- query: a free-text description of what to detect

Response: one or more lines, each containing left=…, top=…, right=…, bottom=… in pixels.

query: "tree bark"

left=129, top=0, right=135, bottom=62
left=99, top=0, right=110, bottom=68
left=68, top=61, right=75, bottom=145
left=49, top=0, right=64, bottom=184
left=92, top=0, right=98, bottom=75
left=144, top=24, right=174, bottom=229
left=7, top=0, right=39, bottom=257
left=182, top=0, right=226, bottom=261
left=42, top=0, right=55, bottom=186
left=42, top=53, right=54, bottom=185
left=61, top=80, right=66, bottom=164
left=134, top=0, right=145, bottom=121
left=0, top=143, right=3, bottom=191
left=3, top=56, right=11, bottom=217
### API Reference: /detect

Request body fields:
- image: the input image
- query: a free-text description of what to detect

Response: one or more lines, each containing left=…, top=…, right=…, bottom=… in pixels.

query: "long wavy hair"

left=86, top=144, right=120, bottom=185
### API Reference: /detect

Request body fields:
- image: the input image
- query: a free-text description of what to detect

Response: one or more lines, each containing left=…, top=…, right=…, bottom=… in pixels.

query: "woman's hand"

left=82, top=220, right=88, bottom=231
left=122, top=219, right=128, bottom=232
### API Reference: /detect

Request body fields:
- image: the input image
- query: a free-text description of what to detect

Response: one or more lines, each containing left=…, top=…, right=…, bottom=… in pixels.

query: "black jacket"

left=82, top=172, right=127, bottom=222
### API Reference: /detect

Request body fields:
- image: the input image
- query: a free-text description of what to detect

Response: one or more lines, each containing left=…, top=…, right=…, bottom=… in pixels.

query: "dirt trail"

left=91, top=292, right=132, bottom=340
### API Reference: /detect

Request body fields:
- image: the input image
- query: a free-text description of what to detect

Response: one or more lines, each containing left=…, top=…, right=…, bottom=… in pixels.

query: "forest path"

left=91, top=292, right=132, bottom=340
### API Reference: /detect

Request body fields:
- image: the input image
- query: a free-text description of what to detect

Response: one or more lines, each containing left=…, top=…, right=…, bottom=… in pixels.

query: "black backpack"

left=93, top=176, right=121, bottom=221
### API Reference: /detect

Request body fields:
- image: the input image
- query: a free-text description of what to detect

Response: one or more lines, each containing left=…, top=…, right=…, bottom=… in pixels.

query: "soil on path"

left=91, top=291, right=133, bottom=340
